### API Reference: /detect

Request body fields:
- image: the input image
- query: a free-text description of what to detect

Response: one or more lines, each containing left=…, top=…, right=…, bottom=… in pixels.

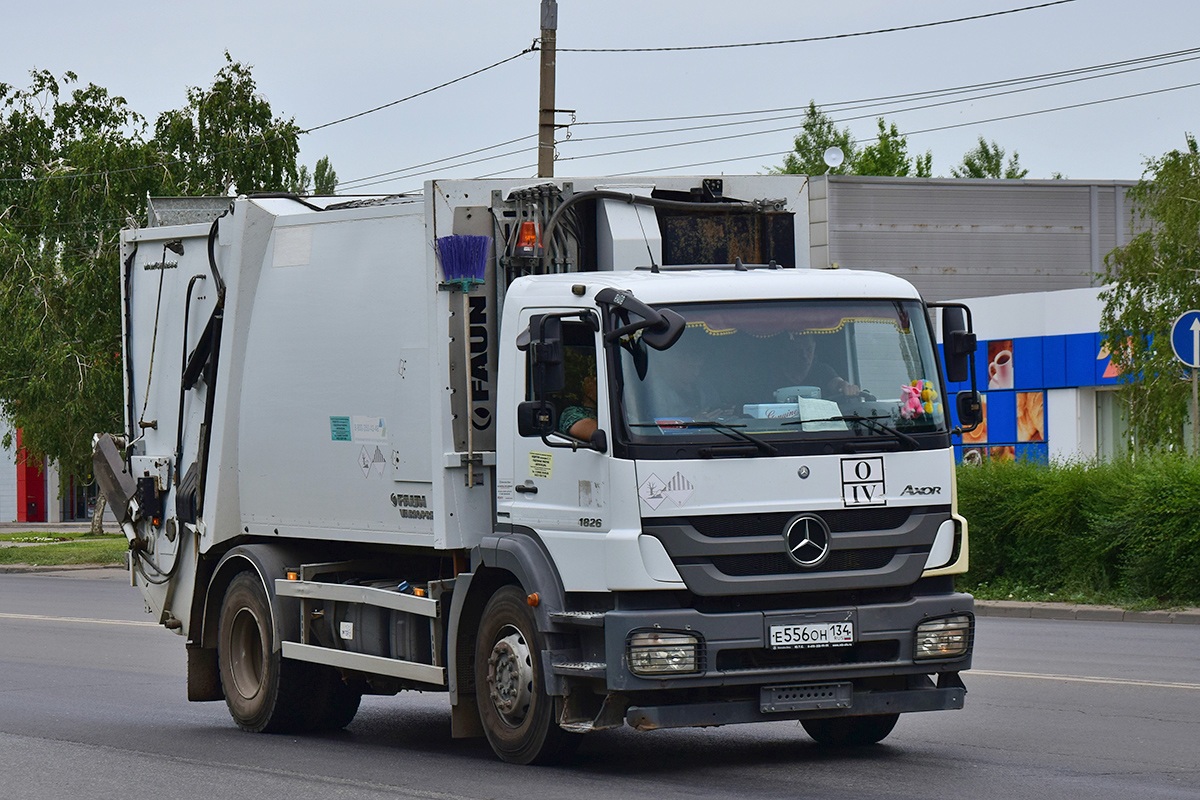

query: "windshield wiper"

left=784, top=413, right=920, bottom=449
left=631, top=421, right=778, bottom=456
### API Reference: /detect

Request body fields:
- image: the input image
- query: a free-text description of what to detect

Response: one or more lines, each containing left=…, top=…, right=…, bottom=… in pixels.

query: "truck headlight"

left=628, top=631, right=701, bottom=675
left=914, top=615, right=972, bottom=660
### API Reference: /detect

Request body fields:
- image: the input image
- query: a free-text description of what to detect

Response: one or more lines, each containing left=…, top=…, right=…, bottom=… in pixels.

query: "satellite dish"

left=822, top=146, right=845, bottom=170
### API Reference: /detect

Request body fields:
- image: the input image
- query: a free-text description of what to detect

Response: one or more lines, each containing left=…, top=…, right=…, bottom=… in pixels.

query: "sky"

left=3, top=0, right=1199, bottom=192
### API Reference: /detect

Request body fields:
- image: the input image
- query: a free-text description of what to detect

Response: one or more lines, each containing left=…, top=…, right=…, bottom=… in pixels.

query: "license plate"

left=768, top=621, right=854, bottom=649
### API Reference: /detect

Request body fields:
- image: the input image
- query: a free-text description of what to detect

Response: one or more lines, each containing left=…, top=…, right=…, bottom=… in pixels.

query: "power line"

left=561, top=80, right=1200, bottom=167
left=334, top=45, right=1200, bottom=191
left=343, top=144, right=538, bottom=190
left=342, top=76, right=1200, bottom=189
left=336, top=133, right=537, bottom=190
left=303, top=44, right=537, bottom=134
left=602, top=80, right=1200, bottom=176
left=573, top=46, right=1200, bottom=127
left=561, top=51, right=1200, bottom=148
left=559, top=1, right=1076, bottom=53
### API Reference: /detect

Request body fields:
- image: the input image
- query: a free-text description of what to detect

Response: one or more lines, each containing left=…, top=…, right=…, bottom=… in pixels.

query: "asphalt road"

left=1, top=569, right=1197, bottom=800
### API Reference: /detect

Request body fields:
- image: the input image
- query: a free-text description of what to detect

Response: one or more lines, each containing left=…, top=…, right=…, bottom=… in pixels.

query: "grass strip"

left=0, top=538, right=127, bottom=566
left=0, top=531, right=121, bottom=542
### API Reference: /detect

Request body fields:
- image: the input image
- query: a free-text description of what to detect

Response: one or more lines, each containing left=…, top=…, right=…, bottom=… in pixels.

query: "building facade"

left=811, top=175, right=1143, bottom=462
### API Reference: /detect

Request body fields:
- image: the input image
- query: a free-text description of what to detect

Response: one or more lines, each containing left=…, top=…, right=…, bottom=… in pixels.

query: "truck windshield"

left=615, top=299, right=948, bottom=452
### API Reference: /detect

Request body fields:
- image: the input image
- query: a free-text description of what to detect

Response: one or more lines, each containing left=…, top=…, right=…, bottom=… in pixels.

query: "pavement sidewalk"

left=0, top=521, right=94, bottom=534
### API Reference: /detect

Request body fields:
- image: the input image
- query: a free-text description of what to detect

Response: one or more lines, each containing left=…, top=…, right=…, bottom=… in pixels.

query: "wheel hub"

left=229, top=607, right=265, bottom=701
left=487, top=626, right=533, bottom=727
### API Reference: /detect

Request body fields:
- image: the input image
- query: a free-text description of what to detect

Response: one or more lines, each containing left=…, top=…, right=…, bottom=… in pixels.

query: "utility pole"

left=537, top=0, right=558, bottom=178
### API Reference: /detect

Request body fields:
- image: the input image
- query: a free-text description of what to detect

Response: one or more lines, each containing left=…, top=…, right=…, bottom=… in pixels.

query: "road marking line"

left=0, top=612, right=156, bottom=628
left=972, top=669, right=1200, bottom=690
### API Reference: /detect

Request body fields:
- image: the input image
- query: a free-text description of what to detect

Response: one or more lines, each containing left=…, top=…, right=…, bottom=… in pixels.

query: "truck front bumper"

left=625, top=673, right=966, bottom=730
left=599, top=592, right=973, bottom=690
left=555, top=591, right=973, bottom=730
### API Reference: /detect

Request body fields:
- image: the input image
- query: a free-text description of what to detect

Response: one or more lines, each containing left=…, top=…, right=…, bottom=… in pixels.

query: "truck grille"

left=708, top=548, right=897, bottom=577
left=642, top=506, right=947, bottom=596
left=686, top=506, right=915, bottom=538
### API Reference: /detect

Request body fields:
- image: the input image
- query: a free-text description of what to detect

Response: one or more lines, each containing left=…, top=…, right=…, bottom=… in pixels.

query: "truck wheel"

left=801, top=713, right=900, bottom=746
left=474, top=586, right=580, bottom=764
left=304, top=666, right=362, bottom=731
left=218, top=571, right=305, bottom=733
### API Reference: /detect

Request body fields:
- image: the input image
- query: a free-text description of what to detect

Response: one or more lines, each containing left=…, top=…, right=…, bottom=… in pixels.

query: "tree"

left=287, top=156, right=337, bottom=196
left=774, top=101, right=857, bottom=176
left=314, top=156, right=338, bottom=194
left=290, top=164, right=312, bottom=195
left=152, top=52, right=301, bottom=195
left=0, top=70, right=165, bottom=484
left=774, top=103, right=932, bottom=177
left=951, top=136, right=1028, bottom=179
left=856, top=118, right=933, bottom=178
left=1099, top=134, right=1200, bottom=451
left=0, top=59, right=301, bottom=509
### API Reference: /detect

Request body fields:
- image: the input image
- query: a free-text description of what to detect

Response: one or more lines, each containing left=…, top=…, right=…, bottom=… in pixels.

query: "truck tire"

left=218, top=571, right=307, bottom=733
left=474, top=585, right=580, bottom=764
left=303, top=666, right=362, bottom=731
left=801, top=713, right=900, bottom=746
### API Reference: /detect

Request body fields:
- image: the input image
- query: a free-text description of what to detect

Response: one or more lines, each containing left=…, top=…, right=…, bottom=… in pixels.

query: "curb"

left=976, top=600, right=1200, bottom=624
left=0, top=563, right=126, bottom=575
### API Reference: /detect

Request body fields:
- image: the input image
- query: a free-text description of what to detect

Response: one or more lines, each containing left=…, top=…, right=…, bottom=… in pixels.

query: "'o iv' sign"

left=1170, top=310, right=1200, bottom=369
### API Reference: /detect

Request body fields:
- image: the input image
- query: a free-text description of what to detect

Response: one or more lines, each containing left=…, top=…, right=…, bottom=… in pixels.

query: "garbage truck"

left=93, top=175, right=982, bottom=764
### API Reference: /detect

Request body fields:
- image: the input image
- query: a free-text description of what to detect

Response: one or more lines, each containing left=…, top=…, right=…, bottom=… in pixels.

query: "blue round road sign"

left=1170, top=310, right=1200, bottom=369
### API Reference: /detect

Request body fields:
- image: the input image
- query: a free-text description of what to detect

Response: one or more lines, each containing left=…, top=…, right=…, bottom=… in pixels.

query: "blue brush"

left=437, top=234, right=491, bottom=292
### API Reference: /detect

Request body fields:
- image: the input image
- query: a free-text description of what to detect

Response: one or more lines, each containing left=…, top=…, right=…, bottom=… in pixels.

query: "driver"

left=785, top=334, right=860, bottom=398
left=558, top=349, right=599, bottom=439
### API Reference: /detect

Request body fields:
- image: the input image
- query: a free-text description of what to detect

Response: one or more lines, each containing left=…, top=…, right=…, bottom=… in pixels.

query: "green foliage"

left=0, top=70, right=164, bottom=478
left=856, top=118, right=933, bottom=178
left=287, top=156, right=338, bottom=196
left=951, top=136, right=1028, bottom=179
left=0, top=57, right=300, bottom=483
left=774, top=103, right=932, bottom=178
left=314, top=155, right=338, bottom=194
left=152, top=52, right=301, bottom=195
left=957, top=456, right=1200, bottom=605
left=1099, top=134, right=1200, bottom=451
left=773, top=102, right=857, bottom=176
left=290, top=164, right=312, bottom=195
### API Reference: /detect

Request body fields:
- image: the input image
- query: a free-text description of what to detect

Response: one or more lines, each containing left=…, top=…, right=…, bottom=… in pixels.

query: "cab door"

left=503, top=311, right=611, bottom=592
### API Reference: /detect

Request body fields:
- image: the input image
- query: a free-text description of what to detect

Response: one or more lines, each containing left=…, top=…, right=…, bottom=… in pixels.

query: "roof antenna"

left=634, top=203, right=659, bottom=272
left=734, top=257, right=748, bottom=271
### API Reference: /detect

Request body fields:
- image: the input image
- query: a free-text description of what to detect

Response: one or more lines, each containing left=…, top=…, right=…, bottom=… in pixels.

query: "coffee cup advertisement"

left=987, top=340, right=1014, bottom=390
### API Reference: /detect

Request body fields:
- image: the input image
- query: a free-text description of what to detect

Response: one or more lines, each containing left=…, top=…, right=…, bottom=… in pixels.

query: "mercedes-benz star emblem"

left=783, top=515, right=831, bottom=568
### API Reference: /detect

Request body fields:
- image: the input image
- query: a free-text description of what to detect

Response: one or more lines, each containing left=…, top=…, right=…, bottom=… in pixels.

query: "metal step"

left=549, top=611, right=606, bottom=628
left=552, top=661, right=607, bottom=677
left=282, top=641, right=445, bottom=686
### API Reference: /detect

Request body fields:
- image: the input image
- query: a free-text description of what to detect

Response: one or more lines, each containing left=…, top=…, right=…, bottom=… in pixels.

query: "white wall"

left=955, top=286, right=1106, bottom=341
left=1047, top=387, right=1097, bottom=462
left=0, top=420, right=16, bottom=522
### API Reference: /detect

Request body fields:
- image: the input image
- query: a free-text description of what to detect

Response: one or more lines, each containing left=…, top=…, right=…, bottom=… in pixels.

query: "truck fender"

left=446, top=528, right=567, bottom=707
left=198, top=543, right=303, bottom=653
left=481, top=527, right=568, bottom=629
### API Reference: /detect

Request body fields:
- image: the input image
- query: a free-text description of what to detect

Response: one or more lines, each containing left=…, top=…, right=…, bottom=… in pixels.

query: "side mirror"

left=956, top=390, right=983, bottom=430
left=517, top=401, right=557, bottom=437
left=941, top=306, right=976, bottom=384
left=641, top=309, right=687, bottom=351
left=518, top=315, right=565, bottom=394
